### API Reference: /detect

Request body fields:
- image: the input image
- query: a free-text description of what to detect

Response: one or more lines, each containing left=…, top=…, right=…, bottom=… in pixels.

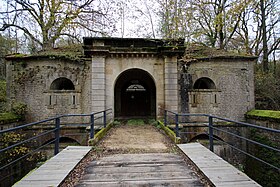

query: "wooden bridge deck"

left=77, top=153, right=204, bottom=187
left=178, top=143, right=261, bottom=187
left=13, top=146, right=91, bottom=187
left=13, top=123, right=261, bottom=187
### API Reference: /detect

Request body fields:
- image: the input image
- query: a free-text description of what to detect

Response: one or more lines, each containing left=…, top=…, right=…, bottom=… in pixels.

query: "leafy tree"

left=0, top=0, right=114, bottom=51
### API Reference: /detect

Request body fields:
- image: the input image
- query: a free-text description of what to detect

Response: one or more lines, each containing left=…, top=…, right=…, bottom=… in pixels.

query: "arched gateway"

left=83, top=37, right=186, bottom=118
left=114, top=68, right=156, bottom=117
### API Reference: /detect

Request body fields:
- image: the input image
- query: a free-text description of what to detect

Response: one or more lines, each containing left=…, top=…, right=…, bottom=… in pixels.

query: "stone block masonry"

left=91, top=56, right=106, bottom=112
left=164, top=56, right=178, bottom=112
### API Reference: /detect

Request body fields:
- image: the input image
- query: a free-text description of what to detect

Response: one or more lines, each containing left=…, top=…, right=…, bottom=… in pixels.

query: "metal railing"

left=164, top=109, right=280, bottom=172
left=0, top=108, right=113, bottom=172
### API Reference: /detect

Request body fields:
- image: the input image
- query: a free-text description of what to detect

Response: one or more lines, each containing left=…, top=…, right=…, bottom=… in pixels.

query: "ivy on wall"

left=245, top=130, right=280, bottom=187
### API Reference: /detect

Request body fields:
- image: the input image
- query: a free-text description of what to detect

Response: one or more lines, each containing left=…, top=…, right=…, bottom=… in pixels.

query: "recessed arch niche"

left=193, top=77, right=216, bottom=89
left=50, top=77, right=75, bottom=90
left=114, top=68, right=156, bottom=118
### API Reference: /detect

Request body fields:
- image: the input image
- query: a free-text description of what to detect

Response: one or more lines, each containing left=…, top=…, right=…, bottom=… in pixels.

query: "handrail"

left=211, top=115, right=280, bottom=133
left=0, top=108, right=113, bottom=174
left=164, top=109, right=280, bottom=172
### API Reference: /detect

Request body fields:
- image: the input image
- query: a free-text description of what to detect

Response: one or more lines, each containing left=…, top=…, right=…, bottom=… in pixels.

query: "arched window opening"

left=126, top=84, right=146, bottom=92
left=193, top=77, right=216, bottom=89
left=50, top=77, right=75, bottom=90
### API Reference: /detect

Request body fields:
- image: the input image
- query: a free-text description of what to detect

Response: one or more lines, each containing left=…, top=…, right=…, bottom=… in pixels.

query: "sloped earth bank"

left=61, top=121, right=210, bottom=187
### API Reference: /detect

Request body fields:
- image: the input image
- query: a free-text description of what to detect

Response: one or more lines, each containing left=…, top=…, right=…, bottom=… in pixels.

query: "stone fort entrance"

left=6, top=37, right=255, bottom=123
left=83, top=37, right=186, bottom=118
left=114, top=68, right=156, bottom=118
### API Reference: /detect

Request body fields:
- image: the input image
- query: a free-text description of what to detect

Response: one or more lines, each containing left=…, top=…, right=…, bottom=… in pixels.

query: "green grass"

left=127, top=119, right=145, bottom=125
left=246, top=110, right=280, bottom=120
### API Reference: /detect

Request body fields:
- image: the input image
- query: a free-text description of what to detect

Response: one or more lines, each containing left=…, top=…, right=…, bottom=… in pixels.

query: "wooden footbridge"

left=12, top=123, right=260, bottom=187
left=1, top=109, right=279, bottom=187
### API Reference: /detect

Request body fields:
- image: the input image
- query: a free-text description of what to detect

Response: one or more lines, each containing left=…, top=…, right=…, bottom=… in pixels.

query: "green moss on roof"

left=184, top=44, right=255, bottom=60
left=6, top=44, right=85, bottom=62
left=246, top=110, right=280, bottom=121
left=0, top=112, right=21, bottom=124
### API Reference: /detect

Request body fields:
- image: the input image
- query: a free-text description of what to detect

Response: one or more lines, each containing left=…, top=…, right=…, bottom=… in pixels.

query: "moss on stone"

left=88, top=122, right=114, bottom=146
left=157, top=121, right=181, bottom=144
left=246, top=109, right=280, bottom=121
left=184, top=44, right=255, bottom=60
left=0, top=112, right=21, bottom=124
left=6, top=45, right=85, bottom=63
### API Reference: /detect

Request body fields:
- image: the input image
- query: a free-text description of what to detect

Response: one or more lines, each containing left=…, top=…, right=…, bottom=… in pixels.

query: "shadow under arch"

left=50, top=77, right=75, bottom=90
left=114, top=68, right=156, bottom=118
left=42, top=137, right=81, bottom=146
left=193, top=77, right=216, bottom=89
left=189, top=133, right=224, bottom=143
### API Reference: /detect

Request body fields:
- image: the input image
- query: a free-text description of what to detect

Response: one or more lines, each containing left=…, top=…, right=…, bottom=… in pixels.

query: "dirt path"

left=99, top=123, right=172, bottom=153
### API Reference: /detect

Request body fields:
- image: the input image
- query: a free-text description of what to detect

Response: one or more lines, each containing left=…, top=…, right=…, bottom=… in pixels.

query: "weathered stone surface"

left=5, top=37, right=254, bottom=124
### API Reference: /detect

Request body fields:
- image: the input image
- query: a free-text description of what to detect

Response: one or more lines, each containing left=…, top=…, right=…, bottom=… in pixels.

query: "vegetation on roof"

left=246, top=109, right=280, bottom=121
left=6, top=44, right=85, bottom=62
left=184, top=44, right=255, bottom=60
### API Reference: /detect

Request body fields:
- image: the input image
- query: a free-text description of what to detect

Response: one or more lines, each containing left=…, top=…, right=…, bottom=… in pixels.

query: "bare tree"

left=0, top=0, right=113, bottom=50
left=157, top=0, right=192, bottom=39
left=236, top=0, right=279, bottom=71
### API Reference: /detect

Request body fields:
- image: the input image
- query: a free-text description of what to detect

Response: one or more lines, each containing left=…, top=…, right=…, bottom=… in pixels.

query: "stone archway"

left=114, top=68, right=156, bottom=118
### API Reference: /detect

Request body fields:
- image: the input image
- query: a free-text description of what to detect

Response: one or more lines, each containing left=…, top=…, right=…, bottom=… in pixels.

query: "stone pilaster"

left=164, top=56, right=178, bottom=112
left=91, top=56, right=106, bottom=112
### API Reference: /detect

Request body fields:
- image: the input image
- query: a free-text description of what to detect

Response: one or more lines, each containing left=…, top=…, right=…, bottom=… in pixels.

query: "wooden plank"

left=178, top=143, right=261, bottom=187
left=13, top=146, right=91, bottom=187
left=86, top=163, right=190, bottom=173
left=77, top=178, right=204, bottom=187
left=78, top=153, right=204, bottom=187
left=95, top=153, right=182, bottom=163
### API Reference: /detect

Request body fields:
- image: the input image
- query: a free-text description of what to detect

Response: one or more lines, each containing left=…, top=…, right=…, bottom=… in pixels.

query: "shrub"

left=11, top=102, right=27, bottom=116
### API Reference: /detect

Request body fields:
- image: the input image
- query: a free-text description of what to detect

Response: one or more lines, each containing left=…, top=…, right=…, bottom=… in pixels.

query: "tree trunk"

left=260, top=0, right=269, bottom=72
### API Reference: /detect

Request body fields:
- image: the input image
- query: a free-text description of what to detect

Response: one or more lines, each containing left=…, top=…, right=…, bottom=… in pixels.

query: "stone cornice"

left=83, top=37, right=186, bottom=58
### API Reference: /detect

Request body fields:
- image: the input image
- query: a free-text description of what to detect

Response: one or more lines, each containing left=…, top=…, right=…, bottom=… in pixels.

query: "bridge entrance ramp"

left=73, top=121, right=206, bottom=186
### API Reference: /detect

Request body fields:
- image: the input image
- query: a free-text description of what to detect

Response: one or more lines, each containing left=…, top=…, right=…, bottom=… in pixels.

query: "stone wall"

left=0, top=57, right=6, bottom=79
left=6, top=57, right=91, bottom=122
left=5, top=38, right=256, bottom=123
left=246, top=116, right=279, bottom=145
left=185, top=58, right=255, bottom=121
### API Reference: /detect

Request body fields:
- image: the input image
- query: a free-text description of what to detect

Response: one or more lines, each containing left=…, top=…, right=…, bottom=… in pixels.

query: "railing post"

left=54, top=117, right=60, bottom=155
left=164, top=110, right=167, bottom=126
left=103, top=110, right=106, bottom=128
left=90, top=113, right=94, bottom=139
left=209, top=116, right=214, bottom=152
left=175, top=114, right=179, bottom=137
